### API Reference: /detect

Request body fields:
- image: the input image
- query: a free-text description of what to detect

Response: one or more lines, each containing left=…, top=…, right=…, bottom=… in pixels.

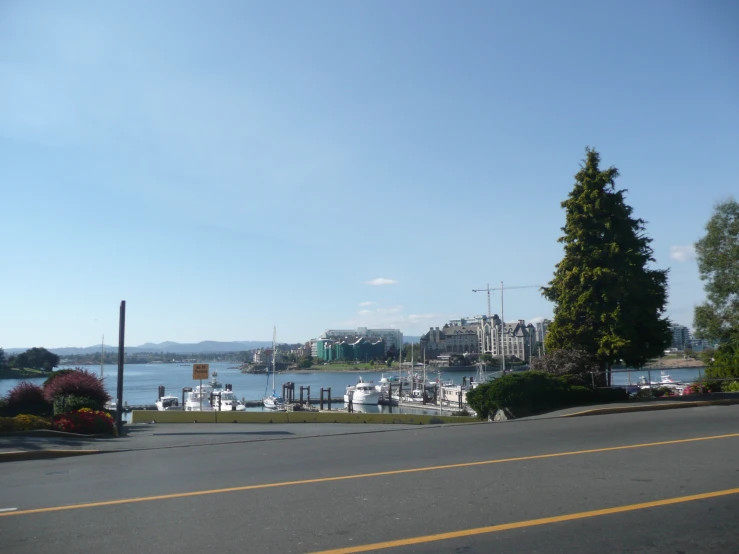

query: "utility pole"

left=115, top=301, right=126, bottom=434
left=500, top=281, right=505, bottom=373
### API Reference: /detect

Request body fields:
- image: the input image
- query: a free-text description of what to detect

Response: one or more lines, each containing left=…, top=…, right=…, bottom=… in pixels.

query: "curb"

left=560, top=398, right=739, bottom=418
left=0, top=450, right=101, bottom=463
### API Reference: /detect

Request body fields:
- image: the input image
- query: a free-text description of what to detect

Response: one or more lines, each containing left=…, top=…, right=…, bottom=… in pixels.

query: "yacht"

left=156, top=394, right=181, bottom=411
left=184, top=384, right=213, bottom=411
left=344, top=377, right=381, bottom=405
left=212, top=387, right=246, bottom=411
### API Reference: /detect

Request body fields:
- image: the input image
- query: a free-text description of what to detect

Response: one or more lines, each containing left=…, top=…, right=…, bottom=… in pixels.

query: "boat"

left=156, top=394, right=181, bottom=410
left=184, top=383, right=213, bottom=411
left=263, top=326, right=285, bottom=410
left=212, top=386, right=246, bottom=411
left=344, top=377, right=381, bottom=405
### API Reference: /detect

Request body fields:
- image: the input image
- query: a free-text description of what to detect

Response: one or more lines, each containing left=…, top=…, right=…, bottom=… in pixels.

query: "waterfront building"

left=318, top=327, right=402, bottom=353
left=671, top=324, right=691, bottom=350
left=313, top=335, right=385, bottom=362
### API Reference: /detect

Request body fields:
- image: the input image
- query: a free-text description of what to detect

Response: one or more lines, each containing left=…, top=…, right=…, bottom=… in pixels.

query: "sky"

left=1, top=1, right=737, bottom=348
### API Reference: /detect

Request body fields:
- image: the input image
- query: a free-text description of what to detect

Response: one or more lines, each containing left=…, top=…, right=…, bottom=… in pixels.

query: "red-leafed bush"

left=43, top=369, right=110, bottom=409
left=5, top=382, right=51, bottom=416
left=53, top=408, right=116, bottom=436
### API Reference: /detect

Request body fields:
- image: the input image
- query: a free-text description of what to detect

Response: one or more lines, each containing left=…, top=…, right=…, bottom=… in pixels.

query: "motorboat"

left=184, top=384, right=213, bottom=411
left=212, top=388, right=246, bottom=411
left=156, top=394, right=181, bottom=411
left=345, top=377, right=381, bottom=405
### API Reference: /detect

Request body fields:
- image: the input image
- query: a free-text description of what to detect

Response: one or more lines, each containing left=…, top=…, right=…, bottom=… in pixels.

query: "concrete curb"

left=560, top=398, right=739, bottom=418
left=0, top=449, right=100, bottom=463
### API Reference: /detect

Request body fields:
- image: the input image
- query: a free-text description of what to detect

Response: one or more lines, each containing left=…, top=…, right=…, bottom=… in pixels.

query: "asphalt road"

left=2, top=405, right=738, bottom=553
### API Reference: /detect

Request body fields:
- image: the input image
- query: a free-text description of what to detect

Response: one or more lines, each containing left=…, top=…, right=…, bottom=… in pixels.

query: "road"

left=1, top=405, right=738, bottom=553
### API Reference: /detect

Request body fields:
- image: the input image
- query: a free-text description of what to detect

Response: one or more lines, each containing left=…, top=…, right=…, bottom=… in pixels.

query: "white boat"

left=345, top=377, right=381, bottom=405
left=263, top=326, right=286, bottom=410
left=212, top=389, right=246, bottom=411
left=156, top=394, right=181, bottom=411
left=185, top=384, right=213, bottom=411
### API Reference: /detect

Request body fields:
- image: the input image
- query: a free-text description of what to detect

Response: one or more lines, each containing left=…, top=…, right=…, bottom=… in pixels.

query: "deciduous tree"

left=694, top=198, right=739, bottom=342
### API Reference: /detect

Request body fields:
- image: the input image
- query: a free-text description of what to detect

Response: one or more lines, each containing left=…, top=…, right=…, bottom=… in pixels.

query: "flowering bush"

left=682, top=384, right=708, bottom=395
left=5, top=382, right=51, bottom=416
left=44, top=369, right=110, bottom=409
left=0, top=414, right=51, bottom=434
left=53, top=408, right=117, bottom=436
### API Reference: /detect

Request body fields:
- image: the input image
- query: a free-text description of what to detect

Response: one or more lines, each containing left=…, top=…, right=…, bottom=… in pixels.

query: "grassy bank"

left=0, top=367, right=50, bottom=380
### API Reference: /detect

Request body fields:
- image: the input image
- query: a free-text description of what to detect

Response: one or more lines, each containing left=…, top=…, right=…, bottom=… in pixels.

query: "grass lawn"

left=0, top=367, right=50, bottom=379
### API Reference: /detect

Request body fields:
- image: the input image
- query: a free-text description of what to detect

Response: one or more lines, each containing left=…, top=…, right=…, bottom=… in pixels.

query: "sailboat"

left=263, top=326, right=285, bottom=410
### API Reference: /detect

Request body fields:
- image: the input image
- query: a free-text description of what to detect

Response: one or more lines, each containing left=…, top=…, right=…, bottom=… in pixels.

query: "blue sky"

left=1, top=1, right=737, bottom=347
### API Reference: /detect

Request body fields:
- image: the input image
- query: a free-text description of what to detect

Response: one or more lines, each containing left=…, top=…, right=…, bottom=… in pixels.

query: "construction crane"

left=472, top=284, right=543, bottom=318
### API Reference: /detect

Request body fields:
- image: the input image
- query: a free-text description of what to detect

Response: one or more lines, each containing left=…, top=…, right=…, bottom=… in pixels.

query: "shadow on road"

left=150, top=431, right=294, bottom=436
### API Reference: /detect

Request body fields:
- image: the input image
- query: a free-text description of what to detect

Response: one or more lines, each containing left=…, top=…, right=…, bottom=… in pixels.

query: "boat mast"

left=272, top=326, right=276, bottom=394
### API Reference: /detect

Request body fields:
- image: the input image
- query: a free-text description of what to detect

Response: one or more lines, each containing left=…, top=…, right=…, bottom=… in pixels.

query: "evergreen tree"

left=542, top=148, right=671, bottom=384
left=693, top=198, right=739, bottom=342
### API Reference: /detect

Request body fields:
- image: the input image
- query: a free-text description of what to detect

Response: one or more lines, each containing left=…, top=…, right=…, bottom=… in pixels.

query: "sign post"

left=192, top=364, right=209, bottom=411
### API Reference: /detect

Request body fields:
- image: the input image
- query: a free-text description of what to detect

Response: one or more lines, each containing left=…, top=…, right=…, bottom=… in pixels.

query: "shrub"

left=593, top=387, right=629, bottom=403
left=467, top=372, right=577, bottom=419
left=43, top=369, right=110, bottom=409
left=5, top=382, right=51, bottom=416
left=43, top=368, right=79, bottom=387
left=0, top=414, right=51, bottom=434
left=53, top=395, right=101, bottom=414
left=0, top=397, right=7, bottom=417
left=724, top=380, right=739, bottom=392
left=53, top=408, right=116, bottom=436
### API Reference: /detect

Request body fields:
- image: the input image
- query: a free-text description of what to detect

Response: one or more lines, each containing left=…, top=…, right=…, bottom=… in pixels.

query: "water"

left=0, top=363, right=479, bottom=417
left=1, top=364, right=705, bottom=419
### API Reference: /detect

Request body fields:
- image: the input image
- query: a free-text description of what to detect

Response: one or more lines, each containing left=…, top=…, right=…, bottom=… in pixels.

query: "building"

left=671, top=324, right=691, bottom=350
left=534, top=319, right=551, bottom=345
left=420, top=315, right=535, bottom=362
left=319, top=327, right=402, bottom=353
left=477, top=316, right=536, bottom=362
left=313, top=336, right=385, bottom=362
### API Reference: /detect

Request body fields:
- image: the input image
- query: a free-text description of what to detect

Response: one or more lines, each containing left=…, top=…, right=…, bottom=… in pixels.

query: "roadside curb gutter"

left=0, top=450, right=100, bottom=463
left=561, top=398, right=739, bottom=418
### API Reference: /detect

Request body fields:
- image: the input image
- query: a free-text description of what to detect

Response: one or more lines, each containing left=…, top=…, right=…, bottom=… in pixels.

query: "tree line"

left=0, top=347, right=60, bottom=372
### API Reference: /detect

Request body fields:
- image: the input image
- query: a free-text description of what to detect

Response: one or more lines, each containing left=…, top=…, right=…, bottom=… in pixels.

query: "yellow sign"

left=192, top=364, right=209, bottom=380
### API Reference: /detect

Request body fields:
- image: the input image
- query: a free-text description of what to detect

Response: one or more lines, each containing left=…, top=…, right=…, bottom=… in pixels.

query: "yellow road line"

left=308, top=487, right=739, bottom=554
left=2, top=432, right=738, bottom=518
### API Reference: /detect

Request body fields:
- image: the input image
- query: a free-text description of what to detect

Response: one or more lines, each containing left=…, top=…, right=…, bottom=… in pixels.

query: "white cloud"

left=377, top=306, right=403, bottom=314
left=669, top=245, right=696, bottom=263
left=528, top=316, right=547, bottom=324
left=358, top=309, right=372, bottom=316
left=358, top=301, right=375, bottom=307
left=364, top=278, right=398, bottom=286
left=408, top=313, right=441, bottom=322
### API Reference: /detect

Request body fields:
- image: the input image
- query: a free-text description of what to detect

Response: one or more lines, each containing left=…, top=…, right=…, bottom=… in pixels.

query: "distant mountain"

left=5, top=340, right=275, bottom=355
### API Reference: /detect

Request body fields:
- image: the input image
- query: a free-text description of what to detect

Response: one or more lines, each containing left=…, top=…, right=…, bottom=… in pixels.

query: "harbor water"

left=1, top=363, right=705, bottom=419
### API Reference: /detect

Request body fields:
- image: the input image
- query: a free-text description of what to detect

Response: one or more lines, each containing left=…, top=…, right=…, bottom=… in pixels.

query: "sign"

left=192, top=364, right=209, bottom=380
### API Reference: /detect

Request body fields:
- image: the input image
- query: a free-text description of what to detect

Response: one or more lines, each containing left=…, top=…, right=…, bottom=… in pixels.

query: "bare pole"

left=115, top=301, right=126, bottom=433
left=500, top=281, right=505, bottom=373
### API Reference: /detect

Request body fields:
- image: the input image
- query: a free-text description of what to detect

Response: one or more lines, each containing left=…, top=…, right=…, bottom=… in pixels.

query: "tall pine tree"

left=542, top=148, right=671, bottom=384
